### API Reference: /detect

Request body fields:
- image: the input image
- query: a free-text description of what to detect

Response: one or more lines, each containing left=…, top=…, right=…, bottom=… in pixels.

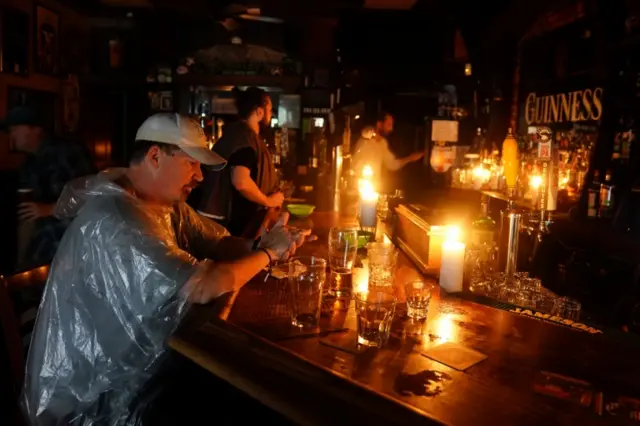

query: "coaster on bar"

left=320, top=330, right=370, bottom=355
left=421, top=341, right=487, bottom=371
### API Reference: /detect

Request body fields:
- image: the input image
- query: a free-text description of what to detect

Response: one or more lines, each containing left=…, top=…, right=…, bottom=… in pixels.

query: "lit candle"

left=428, top=225, right=461, bottom=271
left=440, top=240, right=466, bottom=293
left=358, top=179, right=379, bottom=228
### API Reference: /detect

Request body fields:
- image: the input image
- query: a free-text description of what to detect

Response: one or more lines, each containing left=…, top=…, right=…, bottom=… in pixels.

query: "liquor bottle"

left=318, top=129, right=328, bottom=169
left=472, top=127, right=485, bottom=153
left=599, top=170, right=615, bottom=219
left=309, top=134, right=319, bottom=168
left=271, top=131, right=282, bottom=167
left=470, top=195, right=496, bottom=247
left=587, top=170, right=600, bottom=219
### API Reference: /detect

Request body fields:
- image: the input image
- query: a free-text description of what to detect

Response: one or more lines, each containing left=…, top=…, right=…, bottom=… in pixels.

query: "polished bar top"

left=171, top=212, right=640, bottom=426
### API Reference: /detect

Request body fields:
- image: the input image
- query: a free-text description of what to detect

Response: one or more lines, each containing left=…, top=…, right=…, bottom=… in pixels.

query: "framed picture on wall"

left=1, top=7, right=30, bottom=75
left=159, top=92, right=173, bottom=111
left=34, top=4, right=59, bottom=75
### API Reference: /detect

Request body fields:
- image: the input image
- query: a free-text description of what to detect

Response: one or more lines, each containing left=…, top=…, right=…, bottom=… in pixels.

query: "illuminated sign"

left=525, top=88, right=603, bottom=125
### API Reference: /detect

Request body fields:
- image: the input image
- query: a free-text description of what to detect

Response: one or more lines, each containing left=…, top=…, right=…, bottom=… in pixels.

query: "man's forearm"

left=184, top=250, right=272, bottom=304
left=234, top=179, right=269, bottom=206
left=398, top=156, right=414, bottom=169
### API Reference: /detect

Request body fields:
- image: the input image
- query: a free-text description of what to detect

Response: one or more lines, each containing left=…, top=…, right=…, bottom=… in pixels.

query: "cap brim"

left=181, top=146, right=227, bottom=171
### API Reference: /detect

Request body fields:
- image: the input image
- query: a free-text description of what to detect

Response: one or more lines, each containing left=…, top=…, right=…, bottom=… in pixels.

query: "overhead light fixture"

left=237, top=14, right=283, bottom=24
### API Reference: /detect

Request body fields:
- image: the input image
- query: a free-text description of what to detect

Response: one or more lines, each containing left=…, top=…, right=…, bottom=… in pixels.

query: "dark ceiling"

left=57, top=0, right=541, bottom=64
left=57, top=0, right=594, bottom=91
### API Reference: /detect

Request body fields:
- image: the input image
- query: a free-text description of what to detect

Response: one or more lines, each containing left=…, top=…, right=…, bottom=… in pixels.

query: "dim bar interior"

left=4, top=0, right=640, bottom=425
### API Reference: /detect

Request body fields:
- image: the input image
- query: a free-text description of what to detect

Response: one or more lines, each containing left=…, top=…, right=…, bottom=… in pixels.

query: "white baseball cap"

left=135, top=113, right=227, bottom=170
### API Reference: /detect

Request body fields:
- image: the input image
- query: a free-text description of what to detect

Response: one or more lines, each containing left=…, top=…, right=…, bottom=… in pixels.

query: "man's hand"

left=258, top=213, right=315, bottom=261
left=408, top=151, right=425, bottom=162
left=18, top=202, right=55, bottom=222
left=266, top=191, right=285, bottom=208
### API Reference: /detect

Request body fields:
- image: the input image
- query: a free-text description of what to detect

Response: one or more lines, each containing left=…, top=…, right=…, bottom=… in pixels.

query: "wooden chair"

left=0, top=265, right=49, bottom=426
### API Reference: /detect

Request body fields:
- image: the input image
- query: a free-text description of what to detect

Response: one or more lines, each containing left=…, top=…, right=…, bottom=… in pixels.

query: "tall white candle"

left=440, top=241, right=465, bottom=293
left=358, top=177, right=379, bottom=228
left=359, top=199, right=377, bottom=227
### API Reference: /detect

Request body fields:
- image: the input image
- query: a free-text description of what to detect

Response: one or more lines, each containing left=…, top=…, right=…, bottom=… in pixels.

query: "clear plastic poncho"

left=21, top=168, right=230, bottom=425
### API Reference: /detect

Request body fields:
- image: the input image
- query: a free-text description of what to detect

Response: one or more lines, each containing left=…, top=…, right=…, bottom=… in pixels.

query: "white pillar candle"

left=440, top=241, right=466, bottom=293
left=358, top=177, right=379, bottom=228
left=359, top=199, right=377, bottom=227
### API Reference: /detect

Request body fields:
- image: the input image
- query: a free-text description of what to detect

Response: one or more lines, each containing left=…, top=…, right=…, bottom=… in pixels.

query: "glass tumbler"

left=328, top=227, right=359, bottom=298
left=552, top=297, right=582, bottom=321
left=288, top=257, right=327, bottom=329
left=367, top=243, right=398, bottom=289
left=355, top=291, right=397, bottom=347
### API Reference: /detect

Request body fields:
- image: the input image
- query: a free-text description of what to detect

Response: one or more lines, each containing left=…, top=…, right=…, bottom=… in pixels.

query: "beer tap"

left=499, top=128, right=521, bottom=278
left=532, top=126, right=558, bottom=257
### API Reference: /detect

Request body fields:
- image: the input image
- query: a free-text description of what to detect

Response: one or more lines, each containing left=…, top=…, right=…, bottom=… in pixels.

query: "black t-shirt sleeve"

left=227, top=147, right=257, bottom=169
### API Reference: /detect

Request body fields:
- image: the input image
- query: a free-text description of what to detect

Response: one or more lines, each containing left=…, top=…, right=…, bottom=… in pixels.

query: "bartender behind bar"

left=196, top=87, right=283, bottom=237
left=352, top=111, right=424, bottom=190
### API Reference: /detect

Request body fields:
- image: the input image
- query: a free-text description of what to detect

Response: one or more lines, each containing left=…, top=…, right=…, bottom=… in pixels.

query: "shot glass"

left=552, top=297, right=582, bottom=321
left=405, top=280, right=434, bottom=320
left=355, top=291, right=397, bottom=348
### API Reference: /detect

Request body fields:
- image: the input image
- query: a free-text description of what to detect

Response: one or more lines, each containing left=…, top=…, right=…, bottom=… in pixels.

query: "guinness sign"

left=525, top=88, right=603, bottom=125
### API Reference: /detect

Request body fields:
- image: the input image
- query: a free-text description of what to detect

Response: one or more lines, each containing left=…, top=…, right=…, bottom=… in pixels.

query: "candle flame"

left=472, top=166, right=491, bottom=182
left=530, top=175, right=542, bottom=189
left=445, top=225, right=462, bottom=242
left=358, top=179, right=379, bottom=202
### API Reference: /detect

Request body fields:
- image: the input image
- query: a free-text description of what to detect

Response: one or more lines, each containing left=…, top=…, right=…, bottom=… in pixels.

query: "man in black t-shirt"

left=196, top=88, right=283, bottom=237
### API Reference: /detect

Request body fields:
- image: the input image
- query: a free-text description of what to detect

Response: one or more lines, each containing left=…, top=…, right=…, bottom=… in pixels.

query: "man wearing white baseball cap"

left=22, top=113, right=310, bottom=425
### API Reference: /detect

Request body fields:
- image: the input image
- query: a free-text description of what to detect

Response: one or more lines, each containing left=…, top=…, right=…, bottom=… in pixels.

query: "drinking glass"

left=355, top=291, right=397, bottom=347
left=513, top=272, right=530, bottom=288
left=499, top=285, right=519, bottom=304
left=534, top=292, right=557, bottom=313
left=552, top=297, right=582, bottom=321
left=367, top=243, right=398, bottom=288
left=405, top=280, right=434, bottom=320
left=514, top=289, right=537, bottom=309
left=17, top=188, right=34, bottom=204
left=328, top=227, right=358, bottom=272
left=520, top=277, right=542, bottom=292
left=288, top=257, right=327, bottom=329
left=328, top=227, right=358, bottom=298
left=377, top=194, right=390, bottom=222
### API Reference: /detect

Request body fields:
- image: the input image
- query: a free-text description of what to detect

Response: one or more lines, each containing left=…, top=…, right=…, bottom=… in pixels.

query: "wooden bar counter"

left=169, top=212, right=640, bottom=426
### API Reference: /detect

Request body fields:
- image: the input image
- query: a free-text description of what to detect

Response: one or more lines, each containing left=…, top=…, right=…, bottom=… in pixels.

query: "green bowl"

left=357, top=231, right=374, bottom=249
left=286, top=204, right=316, bottom=218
